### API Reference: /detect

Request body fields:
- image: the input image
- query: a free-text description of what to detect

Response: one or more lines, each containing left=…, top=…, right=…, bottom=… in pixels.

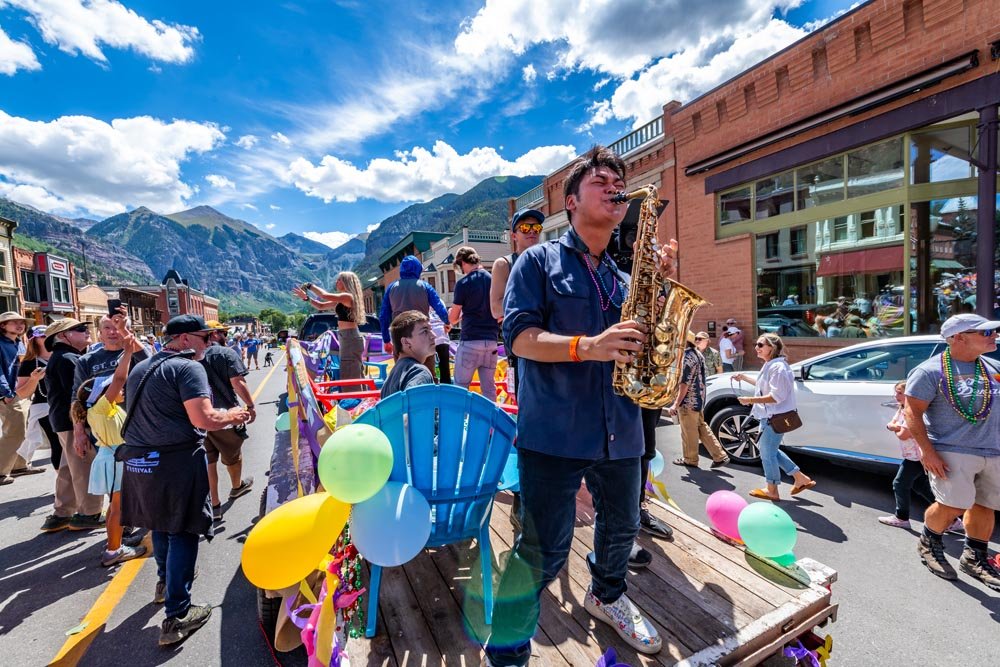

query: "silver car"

left=703, top=335, right=1000, bottom=468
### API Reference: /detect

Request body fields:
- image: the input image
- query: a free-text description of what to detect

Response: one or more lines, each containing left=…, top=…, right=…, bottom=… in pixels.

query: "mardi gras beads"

left=941, top=349, right=993, bottom=424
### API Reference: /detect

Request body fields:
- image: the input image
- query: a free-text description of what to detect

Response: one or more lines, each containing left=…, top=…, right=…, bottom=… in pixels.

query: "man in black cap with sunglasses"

left=117, top=314, right=251, bottom=646
left=41, top=318, right=105, bottom=533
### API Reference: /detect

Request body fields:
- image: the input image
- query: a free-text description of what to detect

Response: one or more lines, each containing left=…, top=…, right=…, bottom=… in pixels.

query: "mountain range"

left=0, top=174, right=541, bottom=312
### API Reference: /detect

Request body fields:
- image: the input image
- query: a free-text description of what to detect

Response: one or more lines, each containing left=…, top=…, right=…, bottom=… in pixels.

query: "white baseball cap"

left=940, top=313, right=1000, bottom=339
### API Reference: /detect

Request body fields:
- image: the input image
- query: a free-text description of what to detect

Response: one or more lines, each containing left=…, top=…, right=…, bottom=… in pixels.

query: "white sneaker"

left=947, top=517, right=966, bottom=535
left=877, top=515, right=910, bottom=529
left=584, top=587, right=661, bottom=655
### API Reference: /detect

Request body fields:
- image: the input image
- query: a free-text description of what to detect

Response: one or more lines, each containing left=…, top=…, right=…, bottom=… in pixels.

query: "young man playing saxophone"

left=487, top=146, right=677, bottom=664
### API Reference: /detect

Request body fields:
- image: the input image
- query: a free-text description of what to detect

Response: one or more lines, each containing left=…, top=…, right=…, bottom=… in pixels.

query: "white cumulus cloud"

left=0, top=110, right=224, bottom=216
left=264, top=223, right=276, bottom=230
left=2, top=0, right=200, bottom=65
left=303, top=230, right=352, bottom=250
left=205, top=174, right=235, bottom=189
left=521, top=63, right=536, bottom=83
left=271, top=132, right=291, bottom=147
left=286, top=140, right=576, bottom=204
left=0, top=26, right=40, bottom=74
left=235, top=134, right=258, bottom=150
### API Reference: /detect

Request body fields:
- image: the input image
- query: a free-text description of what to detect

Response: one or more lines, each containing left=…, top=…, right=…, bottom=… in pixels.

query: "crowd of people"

left=3, top=307, right=259, bottom=647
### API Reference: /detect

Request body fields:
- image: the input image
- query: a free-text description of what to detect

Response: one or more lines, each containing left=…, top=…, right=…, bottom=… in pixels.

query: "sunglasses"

left=515, top=222, right=543, bottom=234
left=755, top=341, right=771, bottom=348
left=70, top=325, right=89, bottom=333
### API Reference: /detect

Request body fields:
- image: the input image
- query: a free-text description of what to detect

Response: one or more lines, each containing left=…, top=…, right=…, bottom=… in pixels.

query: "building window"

left=52, top=277, right=70, bottom=303
left=832, top=216, right=849, bottom=243
left=846, top=138, right=903, bottom=198
left=754, top=172, right=795, bottom=219
left=720, top=186, right=752, bottom=225
left=764, top=233, right=779, bottom=259
left=796, top=156, right=844, bottom=209
left=790, top=226, right=807, bottom=256
left=910, top=125, right=975, bottom=184
left=0, top=251, right=7, bottom=283
left=20, top=269, right=36, bottom=302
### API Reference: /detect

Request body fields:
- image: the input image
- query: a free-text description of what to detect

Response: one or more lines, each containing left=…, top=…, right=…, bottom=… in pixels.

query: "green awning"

left=931, top=259, right=966, bottom=270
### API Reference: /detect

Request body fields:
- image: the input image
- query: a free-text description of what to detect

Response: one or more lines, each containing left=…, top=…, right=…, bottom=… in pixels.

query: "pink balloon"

left=706, top=490, right=749, bottom=541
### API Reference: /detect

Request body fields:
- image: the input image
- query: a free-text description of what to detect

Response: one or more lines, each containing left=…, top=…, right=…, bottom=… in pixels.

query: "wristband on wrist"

left=569, top=335, right=583, bottom=363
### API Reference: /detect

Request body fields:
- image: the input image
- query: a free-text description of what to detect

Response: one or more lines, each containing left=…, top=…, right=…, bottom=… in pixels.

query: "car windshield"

left=806, top=342, right=940, bottom=382
left=300, top=315, right=338, bottom=340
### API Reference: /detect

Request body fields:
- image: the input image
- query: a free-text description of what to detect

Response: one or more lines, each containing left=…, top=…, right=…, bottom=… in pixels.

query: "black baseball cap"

left=511, top=208, right=544, bottom=231
left=164, top=314, right=213, bottom=336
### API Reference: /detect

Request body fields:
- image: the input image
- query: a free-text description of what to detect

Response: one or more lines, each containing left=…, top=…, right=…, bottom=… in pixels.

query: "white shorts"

left=929, top=451, right=1000, bottom=511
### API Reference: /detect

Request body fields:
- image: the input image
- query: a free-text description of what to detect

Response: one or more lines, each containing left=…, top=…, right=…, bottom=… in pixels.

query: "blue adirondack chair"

left=354, top=384, right=517, bottom=638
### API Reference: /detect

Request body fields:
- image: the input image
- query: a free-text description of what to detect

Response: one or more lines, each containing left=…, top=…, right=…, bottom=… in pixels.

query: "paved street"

left=1, top=367, right=998, bottom=666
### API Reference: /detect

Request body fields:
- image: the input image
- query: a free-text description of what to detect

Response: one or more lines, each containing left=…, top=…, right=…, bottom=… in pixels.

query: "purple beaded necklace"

left=579, top=251, right=624, bottom=311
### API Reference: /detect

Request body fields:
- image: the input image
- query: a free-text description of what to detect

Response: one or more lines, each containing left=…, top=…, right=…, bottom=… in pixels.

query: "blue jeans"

left=893, top=459, right=935, bottom=521
left=152, top=530, right=200, bottom=619
left=758, top=419, right=800, bottom=485
left=485, top=449, right=640, bottom=666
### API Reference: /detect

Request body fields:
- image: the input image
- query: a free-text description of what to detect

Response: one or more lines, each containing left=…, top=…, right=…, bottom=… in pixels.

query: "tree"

left=288, top=311, right=306, bottom=331
left=258, top=307, right=288, bottom=331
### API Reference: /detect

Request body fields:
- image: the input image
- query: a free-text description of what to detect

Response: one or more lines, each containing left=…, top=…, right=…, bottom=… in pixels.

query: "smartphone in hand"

left=107, top=298, right=123, bottom=316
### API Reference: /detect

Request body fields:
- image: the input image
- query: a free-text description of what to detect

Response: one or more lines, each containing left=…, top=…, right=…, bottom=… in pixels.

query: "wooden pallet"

left=345, top=488, right=836, bottom=667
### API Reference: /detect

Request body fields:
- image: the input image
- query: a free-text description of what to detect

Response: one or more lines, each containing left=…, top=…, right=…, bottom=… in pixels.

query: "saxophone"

left=611, top=185, right=710, bottom=409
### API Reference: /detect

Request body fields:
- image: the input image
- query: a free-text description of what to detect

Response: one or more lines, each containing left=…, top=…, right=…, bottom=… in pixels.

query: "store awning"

left=816, top=246, right=903, bottom=277
left=931, top=259, right=966, bottom=270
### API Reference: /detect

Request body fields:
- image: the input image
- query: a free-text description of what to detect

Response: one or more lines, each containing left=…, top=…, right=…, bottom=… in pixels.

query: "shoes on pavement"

left=918, top=535, right=957, bottom=580
left=584, top=587, right=662, bottom=655
left=959, top=549, right=1000, bottom=591
left=154, top=580, right=166, bottom=604
left=123, top=530, right=146, bottom=548
left=671, top=458, right=698, bottom=468
left=159, top=604, right=212, bottom=646
left=101, top=544, right=147, bottom=567
left=639, top=508, right=674, bottom=540
left=878, top=515, right=911, bottom=529
left=709, top=458, right=730, bottom=469
left=0, top=474, right=14, bottom=485
left=68, top=513, right=105, bottom=531
left=946, top=517, right=966, bottom=535
left=41, top=514, right=72, bottom=532
left=229, top=477, right=254, bottom=500
left=212, top=505, right=223, bottom=521
left=628, top=543, right=652, bottom=569
left=10, top=465, right=46, bottom=476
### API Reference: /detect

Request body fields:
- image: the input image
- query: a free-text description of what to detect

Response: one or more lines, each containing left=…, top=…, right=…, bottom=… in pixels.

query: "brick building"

left=132, top=270, right=217, bottom=328
left=15, top=250, right=78, bottom=326
left=511, top=0, right=999, bottom=362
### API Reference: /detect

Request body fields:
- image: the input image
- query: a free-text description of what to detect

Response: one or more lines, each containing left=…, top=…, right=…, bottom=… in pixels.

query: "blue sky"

left=0, top=0, right=860, bottom=249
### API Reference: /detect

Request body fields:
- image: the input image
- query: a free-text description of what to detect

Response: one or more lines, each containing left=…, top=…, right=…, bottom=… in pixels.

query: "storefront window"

left=847, top=138, right=904, bottom=198
left=720, top=186, right=752, bottom=225
left=796, top=156, right=844, bottom=209
left=909, top=195, right=994, bottom=334
left=755, top=171, right=795, bottom=219
left=910, top=125, right=975, bottom=184
left=756, top=206, right=905, bottom=340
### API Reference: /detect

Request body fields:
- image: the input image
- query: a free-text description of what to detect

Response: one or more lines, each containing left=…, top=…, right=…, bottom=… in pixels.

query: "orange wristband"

left=569, top=335, right=583, bottom=363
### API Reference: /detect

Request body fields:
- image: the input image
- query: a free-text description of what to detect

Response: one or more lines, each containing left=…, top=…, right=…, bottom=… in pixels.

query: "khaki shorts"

left=205, top=427, right=246, bottom=466
left=929, top=451, right=1000, bottom=511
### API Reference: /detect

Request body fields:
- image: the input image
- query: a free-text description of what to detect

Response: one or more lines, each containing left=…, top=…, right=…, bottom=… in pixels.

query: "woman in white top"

left=719, top=331, right=738, bottom=372
left=733, top=333, right=816, bottom=501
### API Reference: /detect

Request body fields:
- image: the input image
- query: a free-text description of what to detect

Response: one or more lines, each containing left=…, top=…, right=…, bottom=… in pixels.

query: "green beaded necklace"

left=941, top=349, right=993, bottom=424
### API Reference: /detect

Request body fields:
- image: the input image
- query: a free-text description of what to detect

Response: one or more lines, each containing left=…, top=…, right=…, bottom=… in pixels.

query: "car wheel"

left=709, top=405, right=762, bottom=465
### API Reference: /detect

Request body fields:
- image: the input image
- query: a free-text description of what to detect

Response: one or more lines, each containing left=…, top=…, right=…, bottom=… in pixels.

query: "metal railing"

left=609, top=116, right=663, bottom=157
left=513, top=184, right=544, bottom=211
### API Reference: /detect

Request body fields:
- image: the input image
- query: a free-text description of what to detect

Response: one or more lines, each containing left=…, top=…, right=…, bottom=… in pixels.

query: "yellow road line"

left=49, top=362, right=282, bottom=666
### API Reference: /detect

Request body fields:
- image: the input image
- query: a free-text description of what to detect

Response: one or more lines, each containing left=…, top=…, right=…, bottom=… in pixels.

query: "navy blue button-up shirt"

left=502, top=227, right=643, bottom=460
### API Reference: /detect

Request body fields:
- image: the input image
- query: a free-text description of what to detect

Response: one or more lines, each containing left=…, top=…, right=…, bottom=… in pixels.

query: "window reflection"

left=910, top=126, right=975, bottom=184
left=755, top=172, right=795, bottom=219
left=796, top=156, right=844, bottom=209
left=756, top=205, right=906, bottom=339
left=720, top=186, right=752, bottom=225
left=847, top=138, right=904, bottom=198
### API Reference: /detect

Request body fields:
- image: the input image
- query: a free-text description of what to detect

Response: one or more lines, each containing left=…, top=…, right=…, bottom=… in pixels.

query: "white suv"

left=703, top=335, right=1000, bottom=468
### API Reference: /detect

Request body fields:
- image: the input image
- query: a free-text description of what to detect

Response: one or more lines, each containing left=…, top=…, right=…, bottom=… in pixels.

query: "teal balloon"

left=317, top=423, right=393, bottom=504
left=649, top=450, right=665, bottom=478
left=275, top=412, right=290, bottom=431
left=351, top=482, right=431, bottom=566
left=772, top=552, right=797, bottom=567
left=737, top=502, right=797, bottom=558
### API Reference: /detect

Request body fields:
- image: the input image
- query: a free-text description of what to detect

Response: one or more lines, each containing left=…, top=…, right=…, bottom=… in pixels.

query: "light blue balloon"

left=275, top=412, right=290, bottom=432
left=498, top=450, right=519, bottom=492
left=649, top=450, right=665, bottom=478
left=351, top=482, right=431, bottom=567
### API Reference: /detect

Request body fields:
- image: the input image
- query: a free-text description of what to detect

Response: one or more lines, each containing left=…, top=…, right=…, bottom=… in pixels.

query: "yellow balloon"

left=241, top=492, right=350, bottom=590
